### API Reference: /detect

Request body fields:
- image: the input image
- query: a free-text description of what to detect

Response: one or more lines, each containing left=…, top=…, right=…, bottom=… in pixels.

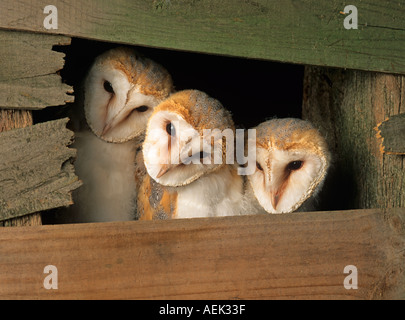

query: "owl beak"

left=270, top=181, right=289, bottom=211
left=271, top=191, right=282, bottom=210
left=268, top=168, right=289, bottom=211
left=102, top=103, right=134, bottom=137
left=156, top=164, right=172, bottom=178
left=101, top=122, right=113, bottom=136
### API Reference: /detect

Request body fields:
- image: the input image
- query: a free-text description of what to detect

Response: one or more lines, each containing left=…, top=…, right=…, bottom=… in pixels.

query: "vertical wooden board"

left=0, top=118, right=82, bottom=221
left=0, top=209, right=404, bottom=300
left=0, top=1, right=404, bottom=75
left=302, top=67, right=405, bottom=210
left=0, top=30, right=73, bottom=109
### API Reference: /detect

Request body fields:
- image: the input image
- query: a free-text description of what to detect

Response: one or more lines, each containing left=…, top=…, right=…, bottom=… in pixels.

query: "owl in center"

left=139, top=89, right=244, bottom=219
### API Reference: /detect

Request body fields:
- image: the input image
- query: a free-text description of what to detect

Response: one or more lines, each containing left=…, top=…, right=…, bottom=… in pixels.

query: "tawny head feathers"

left=143, top=89, right=235, bottom=187
left=84, top=47, right=174, bottom=143
left=247, top=118, right=330, bottom=214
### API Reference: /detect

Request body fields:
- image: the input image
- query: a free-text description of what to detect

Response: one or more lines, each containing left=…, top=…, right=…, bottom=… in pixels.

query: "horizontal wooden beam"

left=0, top=208, right=404, bottom=299
left=0, top=1, right=404, bottom=75
left=0, top=118, right=81, bottom=221
left=376, top=113, right=405, bottom=155
left=0, top=30, right=73, bottom=109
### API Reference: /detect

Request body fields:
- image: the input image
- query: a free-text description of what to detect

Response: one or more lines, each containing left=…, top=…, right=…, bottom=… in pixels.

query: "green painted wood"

left=0, top=0, right=404, bottom=74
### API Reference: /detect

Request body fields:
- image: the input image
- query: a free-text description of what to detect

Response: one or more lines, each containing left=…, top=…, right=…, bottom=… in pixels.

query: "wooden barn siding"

left=0, top=30, right=77, bottom=223
left=0, top=208, right=404, bottom=299
left=0, top=0, right=404, bottom=75
left=303, top=67, right=405, bottom=210
left=0, top=30, right=73, bottom=109
left=376, top=113, right=405, bottom=155
left=0, top=1, right=403, bottom=300
left=0, top=118, right=81, bottom=222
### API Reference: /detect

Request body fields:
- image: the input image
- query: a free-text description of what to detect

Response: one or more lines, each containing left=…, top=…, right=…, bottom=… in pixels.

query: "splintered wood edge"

left=0, top=118, right=82, bottom=221
left=375, top=114, right=405, bottom=155
left=374, top=118, right=389, bottom=155
left=0, top=31, right=73, bottom=109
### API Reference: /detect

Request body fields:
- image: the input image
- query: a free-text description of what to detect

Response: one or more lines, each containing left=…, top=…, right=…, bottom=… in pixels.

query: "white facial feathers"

left=84, top=47, right=174, bottom=143
left=143, top=90, right=236, bottom=187
left=248, top=118, right=330, bottom=214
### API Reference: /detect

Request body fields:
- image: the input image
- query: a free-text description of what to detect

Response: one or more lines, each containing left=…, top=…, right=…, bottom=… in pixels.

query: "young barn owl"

left=138, top=89, right=244, bottom=219
left=65, top=47, right=173, bottom=223
left=245, top=118, right=331, bottom=214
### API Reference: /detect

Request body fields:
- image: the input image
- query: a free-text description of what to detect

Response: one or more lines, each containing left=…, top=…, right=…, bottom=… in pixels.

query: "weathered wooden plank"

left=376, top=113, right=405, bottom=155
left=0, top=30, right=73, bottom=109
left=302, top=67, right=405, bottom=210
left=0, top=108, right=42, bottom=226
left=0, top=118, right=82, bottom=221
left=0, top=1, right=404, bottom=75
left=0, top=208, right=403, bottom=300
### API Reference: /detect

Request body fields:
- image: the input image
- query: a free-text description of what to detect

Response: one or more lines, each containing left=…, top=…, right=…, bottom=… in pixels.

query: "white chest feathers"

left=176, top=165, right=244, bottom=219
left=69, top=130, right=140, bottom=222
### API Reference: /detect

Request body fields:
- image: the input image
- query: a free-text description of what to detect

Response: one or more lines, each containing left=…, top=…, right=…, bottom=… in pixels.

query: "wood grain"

left=0, top=208, right=404, bottom=300
left=0, top=108, right=42, bottom=226
left=0, top=118, right=81, bottom=221
left=0, top=1, right=404, bottom=75
left=302, top=67, right=405, bottom=210
left=376, top=113, right=405, bottom=155
left=0, top=30, right=73, bottom=109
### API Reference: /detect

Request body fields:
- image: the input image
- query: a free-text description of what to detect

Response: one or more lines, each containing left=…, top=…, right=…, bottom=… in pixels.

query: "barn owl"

left=64, top=47, right=173, bottom=223
left=138, top=89, right=244, bottom=219
left=245, top=118, right=330, bottom=214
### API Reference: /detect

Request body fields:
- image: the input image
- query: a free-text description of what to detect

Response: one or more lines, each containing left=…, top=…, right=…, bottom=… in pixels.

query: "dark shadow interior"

left=39, top=38, right=346, bottom=224
left=33, top=37, right=304, bottom=129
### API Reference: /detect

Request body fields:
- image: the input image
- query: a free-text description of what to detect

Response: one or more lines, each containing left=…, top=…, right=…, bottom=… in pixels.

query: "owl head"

left=247, top=118, right=331, bottom=213
left=84, top=47, right=174, bottom=143
left=143, top=90, right=235, bottom=187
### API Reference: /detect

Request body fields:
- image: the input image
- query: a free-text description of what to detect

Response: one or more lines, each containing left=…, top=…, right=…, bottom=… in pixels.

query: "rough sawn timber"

left=0, top=0, right=404, bottom=75
left=0, top=30, right=73, bottom=109
left=0, top=208, right=404, bottom=300
left=0, top=107, right=44, bottom=226
left=0, top=118, right=81, bottom=222
left=302, top=67, right=405, bottom=210
left=376, top=113, right=405, bottom=155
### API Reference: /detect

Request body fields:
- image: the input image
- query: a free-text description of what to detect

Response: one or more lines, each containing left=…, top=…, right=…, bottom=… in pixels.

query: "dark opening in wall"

left=38, top=38, right=310, bottom=224
left=33, top=37, right=305, bottom=130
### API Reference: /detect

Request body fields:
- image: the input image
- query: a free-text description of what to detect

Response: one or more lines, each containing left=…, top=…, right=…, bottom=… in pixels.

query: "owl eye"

left=135, top=105, right=149, bottom=113
left=256, top=162, right=263, bottom=171
left=287, top=160, right=304, bottom=171
left=166, top=122, right=175, bottom=137
left=199, top=151, right=209, bottom=159
left=103, top=80, right=114, bottom=94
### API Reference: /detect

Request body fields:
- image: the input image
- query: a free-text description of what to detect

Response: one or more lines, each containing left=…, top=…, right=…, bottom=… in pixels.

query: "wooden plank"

left=376, top=113, right=405, bottom=155
left=0, top=30, right=73, bottom=109
left=0, top=108, right=42, bottom=226
left=0, top=1, right=404, bottom=75
left=0, top=208, right=404, bottom=300
left=302, top=67, right=405, bottom=210
left=0, top=118, right=82, bottom=221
